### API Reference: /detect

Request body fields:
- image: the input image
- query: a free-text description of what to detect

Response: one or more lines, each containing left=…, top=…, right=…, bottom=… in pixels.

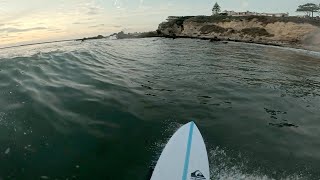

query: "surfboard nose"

left=189, top=121, right=195, bottom=126
left=151, top=121, right=210, bottom=180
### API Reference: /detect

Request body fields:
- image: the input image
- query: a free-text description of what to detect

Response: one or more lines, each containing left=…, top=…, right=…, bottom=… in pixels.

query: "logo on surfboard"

left=191, top=170, right=206, bottom=180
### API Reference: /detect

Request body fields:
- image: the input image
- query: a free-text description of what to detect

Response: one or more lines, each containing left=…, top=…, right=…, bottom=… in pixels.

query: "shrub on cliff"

left=160, top=16, right=195, bottom=29
left=175, top=16, right=193, bottom=26
left=137, top=31, right=160, bottom=38
left=200, top=25, right=226, bottom=34
left=241, top=27, right=274, bottom=37
left=188, top=16, right=232, bottom=23
left=185, top=15, right=320, bottom=27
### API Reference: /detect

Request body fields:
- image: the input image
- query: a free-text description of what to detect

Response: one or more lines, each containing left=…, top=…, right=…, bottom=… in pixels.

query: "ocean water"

left=0, top=38, right=320, bottom=180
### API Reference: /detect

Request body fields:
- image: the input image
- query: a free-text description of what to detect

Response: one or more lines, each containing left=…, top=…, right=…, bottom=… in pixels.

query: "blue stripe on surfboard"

left=182, top=122, right=195, bottom=180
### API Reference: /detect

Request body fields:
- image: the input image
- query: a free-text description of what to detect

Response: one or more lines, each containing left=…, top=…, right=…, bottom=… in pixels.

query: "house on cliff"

left=222, top=10, right=289, bottom=17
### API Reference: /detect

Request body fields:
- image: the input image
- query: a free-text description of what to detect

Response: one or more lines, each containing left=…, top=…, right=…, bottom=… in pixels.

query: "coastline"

left=0, top=35, right=316, bottom=53
left=156, top=15, right=320, bottom=52
left=157, top=35, right=314, bottom=52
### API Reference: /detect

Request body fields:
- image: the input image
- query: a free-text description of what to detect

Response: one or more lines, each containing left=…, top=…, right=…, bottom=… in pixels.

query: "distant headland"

left=75, top=31, right=160, bottom=42
left=156, top=15, right=320, bottom=51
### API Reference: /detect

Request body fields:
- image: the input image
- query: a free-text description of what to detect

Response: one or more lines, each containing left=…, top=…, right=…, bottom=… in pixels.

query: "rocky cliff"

left=158, top=16, right=320, bottom=51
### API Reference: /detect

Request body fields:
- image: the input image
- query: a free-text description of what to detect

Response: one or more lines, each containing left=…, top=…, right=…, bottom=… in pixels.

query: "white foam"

left=209, top=147, right=305, bottom=180
left=4, top=148, right=10, bottom=154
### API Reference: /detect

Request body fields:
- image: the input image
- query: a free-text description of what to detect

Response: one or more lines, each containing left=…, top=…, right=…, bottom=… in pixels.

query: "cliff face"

left=158, top=16, right=320, bottom=50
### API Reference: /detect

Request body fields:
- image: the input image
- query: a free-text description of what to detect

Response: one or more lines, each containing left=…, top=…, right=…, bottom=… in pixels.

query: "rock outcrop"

left=111, top=31, right=161, bottom=39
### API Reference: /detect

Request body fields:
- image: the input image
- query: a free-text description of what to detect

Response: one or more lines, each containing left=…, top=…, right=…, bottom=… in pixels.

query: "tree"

left=212, top=2, right=221, bottom=15
left=296, top=3, right=320, bottom=17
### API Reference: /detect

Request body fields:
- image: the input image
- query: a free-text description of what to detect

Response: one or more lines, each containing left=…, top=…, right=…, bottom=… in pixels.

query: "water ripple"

left=0, top=38, right=319, bottom=179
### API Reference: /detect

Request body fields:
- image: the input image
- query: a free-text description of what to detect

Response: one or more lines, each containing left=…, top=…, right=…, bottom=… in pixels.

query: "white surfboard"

left=151, top=121, right=210, bottom=180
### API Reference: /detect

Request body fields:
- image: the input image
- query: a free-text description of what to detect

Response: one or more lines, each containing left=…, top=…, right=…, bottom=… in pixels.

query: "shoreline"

left=157, top=35, right=319, bottom=52
left=0, top=34, right=318, bottom=53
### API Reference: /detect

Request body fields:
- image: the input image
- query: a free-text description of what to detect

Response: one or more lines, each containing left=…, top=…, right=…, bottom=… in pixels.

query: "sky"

left=0, top=0, right=319, bottom=47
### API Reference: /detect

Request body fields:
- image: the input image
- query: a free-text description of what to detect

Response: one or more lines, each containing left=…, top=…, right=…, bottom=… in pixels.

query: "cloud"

left=113, top=4, right=186, bottom=19
left=89, top=24, right=105, bottom=28
left=47, top=28, right=63, bottom=32
left=73, top=21, right=91, bottom=25
left=0, top=27, right=47, bottom=33
left=0, top=0, right=113, bottom=47
left=79, top=1, right=105, bottom=15
left=87, top=5, right=104, bottom=15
